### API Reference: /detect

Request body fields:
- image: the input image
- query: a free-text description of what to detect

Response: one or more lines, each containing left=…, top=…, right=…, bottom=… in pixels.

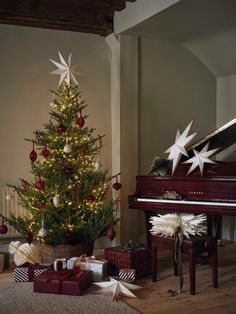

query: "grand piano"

left=129, top=118, right=236, bottom=245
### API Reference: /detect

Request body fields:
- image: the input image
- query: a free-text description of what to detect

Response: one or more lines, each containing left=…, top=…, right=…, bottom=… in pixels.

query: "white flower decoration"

left=150, top=213, right=207, bottom=238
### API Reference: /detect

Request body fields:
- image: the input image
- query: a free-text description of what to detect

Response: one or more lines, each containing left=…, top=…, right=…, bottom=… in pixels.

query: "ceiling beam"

left=0, top=0, right=136, bottom=36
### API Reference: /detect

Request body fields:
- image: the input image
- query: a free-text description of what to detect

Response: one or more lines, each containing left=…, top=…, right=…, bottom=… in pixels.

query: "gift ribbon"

left=19, top=263, right=49, bottom=281
left=45, top=270, right=72, bottom=294
left=43, top=269, right=86, bottom=294
left=121, top=240, right=143, bottom=251
left=76, top=254, right=98, bottom=268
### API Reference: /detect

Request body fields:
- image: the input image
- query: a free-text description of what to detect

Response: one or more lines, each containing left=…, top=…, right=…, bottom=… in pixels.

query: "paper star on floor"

left=165, top=120, right=197, bottom=174
left=184, top=142, right=219, bottom=175
left=93, top=277, right=142, bottom=301
left=50, top=52, right=79, bottom=86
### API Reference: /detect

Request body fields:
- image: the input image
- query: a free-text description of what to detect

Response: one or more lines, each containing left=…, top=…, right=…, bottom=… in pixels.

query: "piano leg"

left=207, top=215, right=213, bottom=236
left=189, top=247, right=196, bottom=295
left=208, top=240, right=218, bottom=288
left=151, top=244, right=157, bottom=282
left=145, top=211, right=154, bottom=248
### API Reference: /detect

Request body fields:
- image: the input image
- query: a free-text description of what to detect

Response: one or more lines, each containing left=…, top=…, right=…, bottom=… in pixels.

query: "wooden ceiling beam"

left=0, top=0, right=136, bottom=36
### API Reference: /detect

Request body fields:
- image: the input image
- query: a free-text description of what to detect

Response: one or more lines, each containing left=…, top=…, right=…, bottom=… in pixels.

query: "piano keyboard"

left=136, top=198, right=236, bottom=207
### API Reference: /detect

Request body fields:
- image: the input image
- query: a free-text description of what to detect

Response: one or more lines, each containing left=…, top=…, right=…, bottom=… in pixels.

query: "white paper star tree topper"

left=165, top=121, right=197, bottom=175
left=50, top=52, right=79, bottom=86
left=93, top=277, right=142, bottom=301
left=184, top=142, right=219, bottom=175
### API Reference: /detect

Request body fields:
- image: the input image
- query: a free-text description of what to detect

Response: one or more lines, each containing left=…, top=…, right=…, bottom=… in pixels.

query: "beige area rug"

left=0, top=282, right=138, bottom=314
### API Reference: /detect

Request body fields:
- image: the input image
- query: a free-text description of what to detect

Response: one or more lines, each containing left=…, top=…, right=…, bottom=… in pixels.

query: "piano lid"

left=185, top=118, right=236, bottom=159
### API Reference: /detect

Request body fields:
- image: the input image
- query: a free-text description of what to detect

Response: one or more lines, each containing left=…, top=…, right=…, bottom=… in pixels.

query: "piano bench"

left=151, top=235, right=218, bottom=295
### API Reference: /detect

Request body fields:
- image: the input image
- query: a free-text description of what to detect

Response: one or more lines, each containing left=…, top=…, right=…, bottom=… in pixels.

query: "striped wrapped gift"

left=14, top=264, right=49, bottom=282
left=119, top=269, right=136, bottom=282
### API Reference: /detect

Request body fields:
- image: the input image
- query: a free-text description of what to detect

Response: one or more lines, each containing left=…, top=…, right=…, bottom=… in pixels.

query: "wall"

left=106, top=34, right=140, bottom=245
left=0, top=24, right=111, bottom=187
left=114, top=0, right=180, bottom=34
left=120, top=35, right=140, bottom=243
left=140, top=38, right=216, bottom=174
left=217, top=75, right=236, bottom=241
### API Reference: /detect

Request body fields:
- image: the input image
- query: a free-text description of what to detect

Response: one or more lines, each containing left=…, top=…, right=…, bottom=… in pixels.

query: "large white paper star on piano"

left=165, top=121, right=197, bottom=175
left=50, top=52, right=78, bottom=86
left=93, top=277, right=142, bottom=301
left=184, top=142, right=219, bottom=175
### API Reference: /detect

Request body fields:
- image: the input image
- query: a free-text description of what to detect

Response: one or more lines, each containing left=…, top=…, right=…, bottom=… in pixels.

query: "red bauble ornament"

left=77, top=109, right=85, bottom=128
left=57, top=124, right=66, bottom=133
left=112, top=182, right=122, bottom=191
left=30, top=150, right=37, bottom=162
left=35, top=180, right=45, bottom=190
left=107, top=225, right=116, bottom=241
left=29, top=142, right=37, bottom=162
left=25, top=231, right=33, bottom=244
left=86, top=194, right=95, bottom=203
left=41, top=146, right=50, bottom=158
left=0, top=223, right=8, bottom=234
left=77, top=116, right=85, bottom=128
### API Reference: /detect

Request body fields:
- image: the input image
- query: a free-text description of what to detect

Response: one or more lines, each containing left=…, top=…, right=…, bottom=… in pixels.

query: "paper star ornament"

left=184, top=142, right=219, bottom=175
left=93, top=277, right=142, bottom=301
left=50, top=52, right=78, bottom=86
left=165, top=120, right=197, bottom=174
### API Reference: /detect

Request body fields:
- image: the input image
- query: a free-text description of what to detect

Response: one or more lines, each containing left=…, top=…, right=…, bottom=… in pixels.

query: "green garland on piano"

left=148, top=156, right=171, bottom=176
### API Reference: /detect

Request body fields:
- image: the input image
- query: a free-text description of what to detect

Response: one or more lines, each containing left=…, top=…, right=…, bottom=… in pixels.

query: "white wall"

left=120, top=35, right=140, bottom=243
left=217, top=75, right=236, bottom=241
left=114, top=0, right=180, bottom=34
left=140, top=38, right=216, bottom=174
left=0, top=24, right=111, bottom=187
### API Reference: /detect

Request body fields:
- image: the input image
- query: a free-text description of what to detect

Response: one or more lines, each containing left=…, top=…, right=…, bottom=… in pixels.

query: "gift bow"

left=75, top=254, right=98, bottom=268
left=121, top=240, right=143, bottom=251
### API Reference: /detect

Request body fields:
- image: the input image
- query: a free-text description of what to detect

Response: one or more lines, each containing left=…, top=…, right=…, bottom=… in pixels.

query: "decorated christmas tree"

left=1, top=52, right=120, bottom=246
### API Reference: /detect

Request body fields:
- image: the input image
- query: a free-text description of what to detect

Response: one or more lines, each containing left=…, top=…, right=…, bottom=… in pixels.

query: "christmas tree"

left=1, top=52, right=119, bottom=245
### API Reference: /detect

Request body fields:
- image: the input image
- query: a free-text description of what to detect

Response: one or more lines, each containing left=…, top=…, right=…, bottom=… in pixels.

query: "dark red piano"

left=128, top=119, right=236, bottom=245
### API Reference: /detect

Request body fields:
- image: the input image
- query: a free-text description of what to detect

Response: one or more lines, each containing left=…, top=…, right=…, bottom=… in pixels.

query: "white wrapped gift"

left=78, top=257, right=108, bottom=281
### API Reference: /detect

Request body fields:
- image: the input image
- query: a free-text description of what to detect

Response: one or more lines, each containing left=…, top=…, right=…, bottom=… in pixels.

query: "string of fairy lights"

left=1, top=52, right=121, bottom=244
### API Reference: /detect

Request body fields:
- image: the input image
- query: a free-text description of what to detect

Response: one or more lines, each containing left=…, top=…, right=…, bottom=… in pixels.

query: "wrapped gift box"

left=0, top=252, right=9, bottom=273
left=104, top=246, right=150, bottom=278
left=119, top=269, right=136, bottom=282
left=79, top=258, right=108, bottom=281
left=33, top=268, right=92, bottom=296
left=13, top=263, right=50, bottom=282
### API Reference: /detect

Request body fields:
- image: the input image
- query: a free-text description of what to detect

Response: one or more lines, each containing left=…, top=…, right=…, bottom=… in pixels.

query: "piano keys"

left=128, top=165, right=236, bottom=216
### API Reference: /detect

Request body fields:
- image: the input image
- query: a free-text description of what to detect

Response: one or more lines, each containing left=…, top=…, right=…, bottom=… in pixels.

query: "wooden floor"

left=124, top=241, right=236, bottom=314
left=1, top=241, right=236, bottom=314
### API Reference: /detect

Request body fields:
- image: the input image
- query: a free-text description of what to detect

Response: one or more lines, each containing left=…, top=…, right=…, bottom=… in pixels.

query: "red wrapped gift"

left=104, top=246, right=150, bottom=278
left=13, top=263, right=50, bottom=282
left=33, top=268, right=92, bottom=295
